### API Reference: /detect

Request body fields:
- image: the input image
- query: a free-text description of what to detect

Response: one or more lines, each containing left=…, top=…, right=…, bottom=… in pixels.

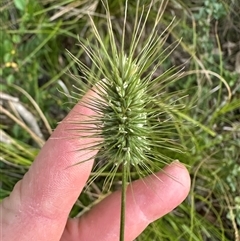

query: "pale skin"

left=1, top=89, right=191, bottom=241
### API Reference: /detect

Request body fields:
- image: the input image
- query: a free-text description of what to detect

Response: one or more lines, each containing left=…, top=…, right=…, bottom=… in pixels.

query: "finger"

left=1, top=89, right=100, bottom=241
left=61, top=161, right=190, bottom=241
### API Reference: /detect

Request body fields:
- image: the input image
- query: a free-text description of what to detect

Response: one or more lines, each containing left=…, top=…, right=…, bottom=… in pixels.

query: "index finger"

left=1, top=89, right=100, bottom=241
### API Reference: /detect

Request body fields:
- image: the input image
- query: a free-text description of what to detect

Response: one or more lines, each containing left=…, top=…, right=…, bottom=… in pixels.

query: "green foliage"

left=1, top=0, right=239, bottom=240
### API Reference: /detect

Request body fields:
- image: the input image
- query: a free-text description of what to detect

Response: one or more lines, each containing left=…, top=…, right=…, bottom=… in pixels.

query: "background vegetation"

left=1, top=0, right=239, bottom=240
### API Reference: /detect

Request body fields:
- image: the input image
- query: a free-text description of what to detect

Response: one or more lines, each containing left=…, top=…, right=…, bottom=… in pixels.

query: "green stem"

left=120, top=162, right=127, bottom=241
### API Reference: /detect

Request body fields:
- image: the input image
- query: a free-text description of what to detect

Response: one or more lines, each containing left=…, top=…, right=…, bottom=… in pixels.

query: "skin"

left=1, top=89, right=191, bottom=241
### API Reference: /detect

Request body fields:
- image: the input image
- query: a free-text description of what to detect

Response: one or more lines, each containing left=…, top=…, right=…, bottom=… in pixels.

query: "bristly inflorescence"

left=68, top=1, right=187, bottom=239
left=100, top=55, right=149, bottom=166
left=68, top=0, right=186, bottom=178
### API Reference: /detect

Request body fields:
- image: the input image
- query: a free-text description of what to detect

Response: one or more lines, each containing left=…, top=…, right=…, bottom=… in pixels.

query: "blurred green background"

left=1, top=0, right=239, bottom=240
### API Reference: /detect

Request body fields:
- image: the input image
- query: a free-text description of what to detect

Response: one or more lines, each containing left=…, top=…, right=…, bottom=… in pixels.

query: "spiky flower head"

left=100, top=53, right=151, bottom=163
left=67, top=1, right=192, bottom=240
left=68, top=0, right=187, bottom=180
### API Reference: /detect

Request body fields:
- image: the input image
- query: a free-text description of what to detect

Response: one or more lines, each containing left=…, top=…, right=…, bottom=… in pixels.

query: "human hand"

left=1, top=89, right=190, bottom=241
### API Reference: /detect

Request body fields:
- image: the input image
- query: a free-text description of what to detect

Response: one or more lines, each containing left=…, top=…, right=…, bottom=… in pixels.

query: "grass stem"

left=120, top=163, right=127, bottom=241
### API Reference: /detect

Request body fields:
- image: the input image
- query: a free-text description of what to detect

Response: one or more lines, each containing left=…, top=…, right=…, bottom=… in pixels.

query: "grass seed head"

left=69, top=0, right=187, bottom=180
